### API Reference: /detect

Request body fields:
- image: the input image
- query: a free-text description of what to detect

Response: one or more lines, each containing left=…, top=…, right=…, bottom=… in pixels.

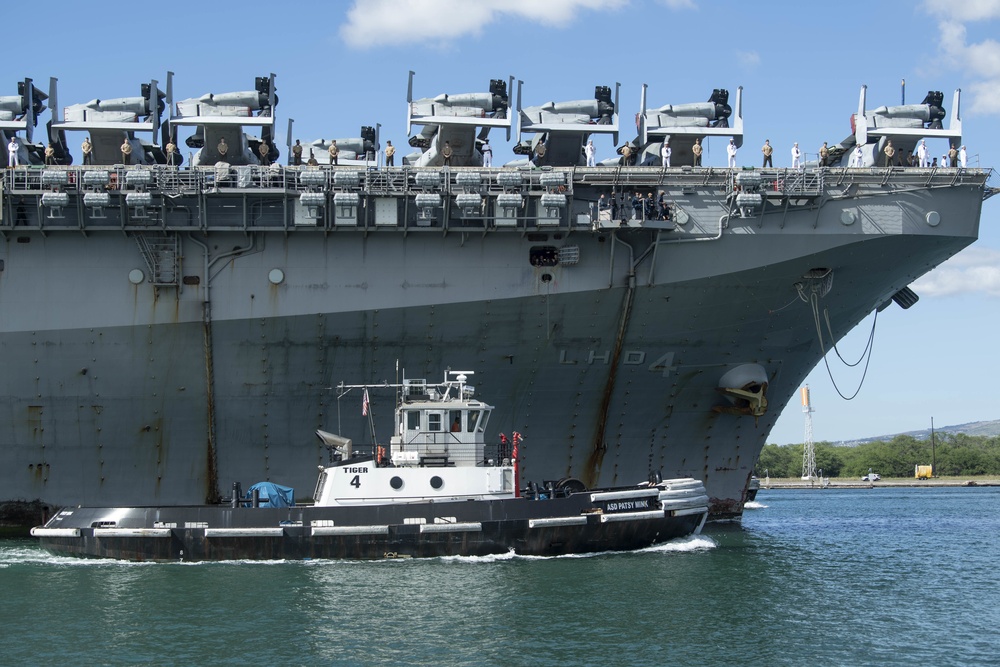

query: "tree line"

left=755, top=433, right=1000, bottom=478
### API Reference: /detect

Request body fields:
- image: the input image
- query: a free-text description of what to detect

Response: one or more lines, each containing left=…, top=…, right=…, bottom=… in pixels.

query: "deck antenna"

left=801, top=386, right=817, bottom=481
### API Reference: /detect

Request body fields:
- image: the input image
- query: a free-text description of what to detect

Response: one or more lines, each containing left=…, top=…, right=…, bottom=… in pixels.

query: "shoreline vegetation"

left=756, top=433, right=1000, bottom=479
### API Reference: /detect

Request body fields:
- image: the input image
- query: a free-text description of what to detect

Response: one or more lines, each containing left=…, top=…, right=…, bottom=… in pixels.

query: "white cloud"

left=735, top=50, right=760, bottom=70
left=923, top=1, right=1000, bottom=115
left=912, top=247, right=1000, bottom=297
left=340, top=0, right=630, bottom=49
left=658, top=0, right=696, bottom=9
left=923, top=0, right=1000, bottom=22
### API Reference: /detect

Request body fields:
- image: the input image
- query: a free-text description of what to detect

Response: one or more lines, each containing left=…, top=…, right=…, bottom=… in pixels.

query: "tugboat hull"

left=34, top=492, right=708, bottom=562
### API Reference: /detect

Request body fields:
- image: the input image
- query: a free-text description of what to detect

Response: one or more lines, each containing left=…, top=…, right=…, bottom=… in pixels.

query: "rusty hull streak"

left=202, top=305, right=219, bottom=503
left=584, top=270, right=637, bottom=488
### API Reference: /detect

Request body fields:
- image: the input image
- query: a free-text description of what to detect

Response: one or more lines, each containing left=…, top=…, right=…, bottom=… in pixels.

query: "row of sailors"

left=873, top=139, right=967, bottom=168
left=6, top=135, right=971, bottom=170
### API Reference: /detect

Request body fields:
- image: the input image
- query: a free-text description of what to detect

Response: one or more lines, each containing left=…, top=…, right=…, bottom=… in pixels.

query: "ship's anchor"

left=713, top=382, right=768, bottom=418
left=712, top=363, right=769, bottom=423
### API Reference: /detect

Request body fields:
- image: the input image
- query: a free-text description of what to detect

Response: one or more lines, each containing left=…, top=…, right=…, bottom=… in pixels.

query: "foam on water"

left=743, top=500, right=768, bottom=509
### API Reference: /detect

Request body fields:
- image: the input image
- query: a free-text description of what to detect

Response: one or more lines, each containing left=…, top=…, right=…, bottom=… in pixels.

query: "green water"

left=3, top=487, right=997, bottom=666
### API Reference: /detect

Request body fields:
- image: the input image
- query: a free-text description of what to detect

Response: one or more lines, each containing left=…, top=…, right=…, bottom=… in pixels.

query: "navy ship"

left=0, top=73, right=990, bottom=522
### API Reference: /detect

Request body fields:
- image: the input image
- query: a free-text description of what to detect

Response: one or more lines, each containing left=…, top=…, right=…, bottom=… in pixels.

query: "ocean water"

left=3, top=487, right=997, bottom=666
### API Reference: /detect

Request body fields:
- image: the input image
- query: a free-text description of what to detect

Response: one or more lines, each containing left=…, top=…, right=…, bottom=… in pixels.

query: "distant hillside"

left=836, top=419, right=1000, bottom=447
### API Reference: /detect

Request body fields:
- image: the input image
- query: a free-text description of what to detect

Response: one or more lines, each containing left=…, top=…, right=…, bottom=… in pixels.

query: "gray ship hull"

left=0, top=166, right=986, bottom=520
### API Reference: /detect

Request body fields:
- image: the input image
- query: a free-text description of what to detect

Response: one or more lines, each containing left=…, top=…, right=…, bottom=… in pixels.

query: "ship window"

left=478, top=409, right=491, bottom=432
left=406, top=411, right=420, bottom=431
left=449, top=411, right=463, bottom=432
left=428, top=412, right=443, bottom=432
left=466, top=410, right=480, bottom=433
left=530, top=246, right=559, bottom=267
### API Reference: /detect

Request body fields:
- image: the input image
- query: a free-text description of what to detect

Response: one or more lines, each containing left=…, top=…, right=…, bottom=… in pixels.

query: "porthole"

left=390, top=476, right=403, bottom=490
left=430, top=476, right=443, bottom=490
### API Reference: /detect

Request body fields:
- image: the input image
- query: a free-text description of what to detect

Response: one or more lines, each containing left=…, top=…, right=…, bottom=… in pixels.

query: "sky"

left=19, top=0, right=1000, bottom=445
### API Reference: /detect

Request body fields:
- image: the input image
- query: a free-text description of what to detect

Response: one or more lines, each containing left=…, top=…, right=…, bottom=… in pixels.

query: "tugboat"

left=33, top=370, right=709, bottom=561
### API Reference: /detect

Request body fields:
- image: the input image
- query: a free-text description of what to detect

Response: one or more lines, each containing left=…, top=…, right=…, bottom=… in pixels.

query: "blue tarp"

left=246, top=482, right=295, bottom=508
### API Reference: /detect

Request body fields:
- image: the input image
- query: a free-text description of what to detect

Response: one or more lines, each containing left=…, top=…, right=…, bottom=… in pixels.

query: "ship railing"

left=1, top=164, right=990, bottom=233
left=2, top=163, right=990, bottom=194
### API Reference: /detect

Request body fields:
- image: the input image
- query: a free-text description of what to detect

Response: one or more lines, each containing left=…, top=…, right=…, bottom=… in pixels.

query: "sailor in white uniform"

left=727, top=139, right=737, bottom=168
left=791, top=142, right=801, bottom=169
left=959, top=145, right=967, bottom=168
left=584, top=140, right=595, bottom=167
left=917, top=140, right=929, bottom=168
left=7, top=137, right=18, bottom=167
left=481, top=139, right=492, bottom=167
left=661, top=141, right=671, bottom=167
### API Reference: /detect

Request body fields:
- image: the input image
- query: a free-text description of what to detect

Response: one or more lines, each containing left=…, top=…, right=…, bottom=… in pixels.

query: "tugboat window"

left=428, top=412, right=443, bottom=432
left=466, top=410, right=480, bottom=432
left=407, top=411, right=420, bottom=431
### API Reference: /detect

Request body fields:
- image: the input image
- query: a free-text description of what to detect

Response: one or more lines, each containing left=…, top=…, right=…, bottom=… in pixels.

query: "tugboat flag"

left=362, top=388, right=370, bottom=416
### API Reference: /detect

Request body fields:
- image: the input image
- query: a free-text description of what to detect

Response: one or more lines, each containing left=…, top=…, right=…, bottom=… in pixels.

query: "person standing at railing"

left=292, top=139, right=302, bottom=166
left=883, top=140, right=895, bottom=167
left=44, top=143, right=55, bottom=165
left=385, top=140, right=396, bottom=167
left=852, top=144, right=863, bottom=167
left=761, top=140, right=773, bottom=168
left=259, top=141, right=270, bottom=166
left=819, top=142, right=829, bottom=167
left=692, top=138, right=702, bottom=167
left=217, top=138, right=228, bottom=163
left=727, top=139, right=737, bottom=168
left=533, top=141, right=546, bottom=167
left=959, top=145, right=967, bottom=168
left=328, top=139, right=339, bottom=166
left=7, top=136, right=18, bottom=168
left=121, top=138, right=132, bottom=165
left=81, top=137, right=93, bottom=165
left=660, top=141, right=671, bottom=167
left=620, top=142, right=632, bottom=167
left=791, top=142, right=801, bottom=169
left=584, top=139, right=595, bottom=167
left=917, top=139, right=929, bottom=168
left=165, top=139, right=176, bottom=166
